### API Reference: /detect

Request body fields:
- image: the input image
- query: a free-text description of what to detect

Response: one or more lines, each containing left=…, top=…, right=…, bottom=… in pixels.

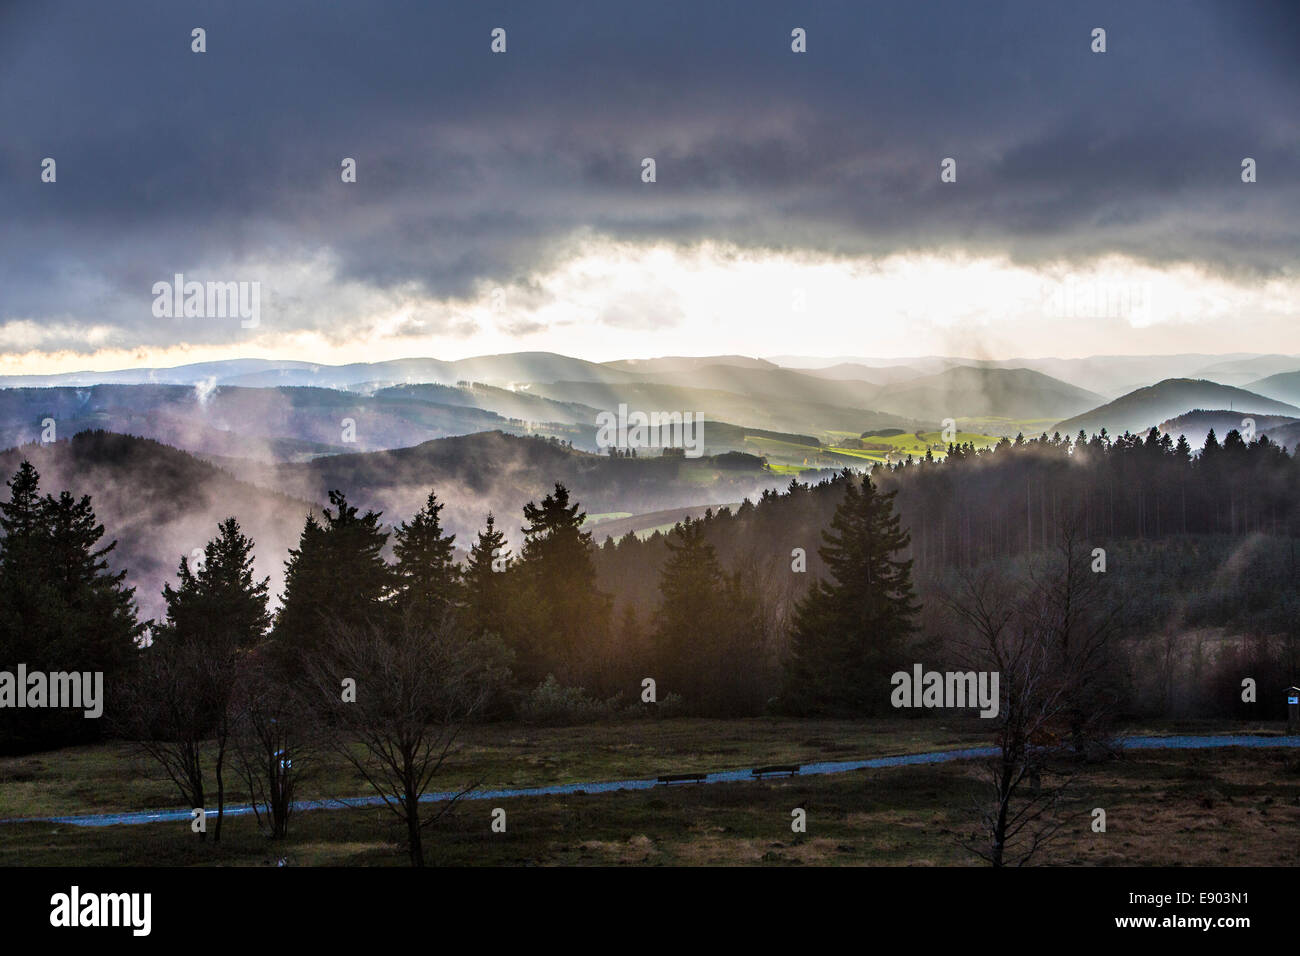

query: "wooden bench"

left=656, top=772, right=707, bottom=785
left=751, top=764, right=801, bottom=779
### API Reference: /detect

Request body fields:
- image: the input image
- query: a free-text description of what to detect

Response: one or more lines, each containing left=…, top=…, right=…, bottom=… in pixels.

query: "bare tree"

left=304, top=611, right=512, bottom=866
left=947, top=570, right=1070, bottom=865
left=948, top=520, right=1122, bottom=866
left=230, top=654, right=309, bottom=839
left=1030, top=517, right=1126, bottom=755
left=115, top=638, right=238, bottom=842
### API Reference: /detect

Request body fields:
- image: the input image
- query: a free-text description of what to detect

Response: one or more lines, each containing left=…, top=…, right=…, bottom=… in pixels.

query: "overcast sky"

left=2, top=0, right=1298, bottom=372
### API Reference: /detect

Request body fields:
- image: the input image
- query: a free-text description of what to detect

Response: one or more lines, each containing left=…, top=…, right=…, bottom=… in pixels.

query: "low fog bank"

left=0, top=433, right=317, bottom=624
left=226, top=431, right=789, bottom=554
left=0, top=430, right=787, bottom=621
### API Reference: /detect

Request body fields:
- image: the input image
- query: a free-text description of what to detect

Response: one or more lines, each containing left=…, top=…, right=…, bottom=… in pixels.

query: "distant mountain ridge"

left=0, top=431, right=317, bottom=622
left=0, top=352, right=643, bottom=390
left=768, top=352, right=1300, bottom=397
left=866, top=366, right=1105, bottom=420
left=0, top=429, right=789, bottom=622
left=13, top=351, right=1297, bottom=398
left=6, top=352, right=1296, bottom=463
left=1245, top=370, right=1300, bottom=408
left=1054, top=379, right=1300, bottom=437
left=210, top=430, right=787, bottom=559
left=0, top=383, right=589, bottom=461
left=1157, top=410, right=1300, bottom=449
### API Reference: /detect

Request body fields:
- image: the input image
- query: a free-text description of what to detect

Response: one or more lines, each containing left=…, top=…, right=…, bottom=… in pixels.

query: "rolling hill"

left=0, top=431, right=317, bottom=622
left=525, top=379, right=920, bottom=439
left=1054, top=379, right=1300, bottom=437
left=0, top=384, right=587, bottom=461
left=643, top=364, right=886, bottom=410
left=1256, top=421, right=1300, bottom=452
left=769, top=353, right=1300, bottom=397
left=0, top=352, right=644, bottom=391
left=1157, top=410, right=1300, bottom=448
left=1193, top=355, right=1300, bottom=388
left=0, top=380, right=842, bottom=468
left=801, top=363, right=927, bottom=385
left=11, top=353, right=1300, bottom=470
left=218, top=430, right=786, bottom=555
left=1244, top=370, right=1300, bottom=408
left=0, top=429, right=793, bottom=621
left=600, top=355, right=778, bottom=374
left=866, top=366, right=1106, bottom=421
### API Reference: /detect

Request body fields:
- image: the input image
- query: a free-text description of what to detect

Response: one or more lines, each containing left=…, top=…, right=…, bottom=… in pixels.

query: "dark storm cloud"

left=1, top=0, right=1295, bottom=351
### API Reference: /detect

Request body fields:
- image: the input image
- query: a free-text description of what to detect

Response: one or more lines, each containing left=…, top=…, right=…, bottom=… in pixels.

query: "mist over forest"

left=4, top=349, right=1298, bottom=708
left=5, top=0, right=1300, bottom=887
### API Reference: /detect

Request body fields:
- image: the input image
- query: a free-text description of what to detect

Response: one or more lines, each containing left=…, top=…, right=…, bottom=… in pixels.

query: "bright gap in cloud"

left=4, top=240, right=1298, bottom=374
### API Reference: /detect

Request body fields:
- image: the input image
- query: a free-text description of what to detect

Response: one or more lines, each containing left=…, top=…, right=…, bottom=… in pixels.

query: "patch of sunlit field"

left=956, top=417, right=1063, bottom=439
left=3, top=739, right=1297, bottom=866
left=738, top=435, right=853, bottom=469
left=827, top=430, right=1002, bottom=461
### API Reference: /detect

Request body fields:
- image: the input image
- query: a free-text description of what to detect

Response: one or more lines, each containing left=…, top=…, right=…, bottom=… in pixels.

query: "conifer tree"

left=145, top=517, right=268, bottom=841
left=274, top=490, right=390, bottom=661
left=0, top=463, right=51, bottom=666
left=515, top=483, right=608, bottom=684
left=780, top=470, right=919, bottom=715
left=43, top=489, right=146, bottom=672
left=653, top=517, right=725, bottom=701
left=392, top=490, right=460, bottom=625
left=463, top=513, right=511, bottom=640
left=159, top=517, right=271, bottom=650
left=0, top=462, right=143, bottom=752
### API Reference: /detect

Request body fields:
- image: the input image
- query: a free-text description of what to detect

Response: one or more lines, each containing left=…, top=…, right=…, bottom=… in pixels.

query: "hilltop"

left=1054, top=379, right=1300, bottom=437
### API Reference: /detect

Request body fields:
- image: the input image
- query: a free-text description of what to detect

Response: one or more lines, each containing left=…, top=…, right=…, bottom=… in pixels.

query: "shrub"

left=519, top=675, right=611, bottom=726
left=622, top=691, right=686, bottom=720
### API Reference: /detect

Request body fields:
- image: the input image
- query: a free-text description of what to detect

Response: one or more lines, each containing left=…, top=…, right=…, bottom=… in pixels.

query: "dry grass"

left=2, top=722, right=1296, bottom=867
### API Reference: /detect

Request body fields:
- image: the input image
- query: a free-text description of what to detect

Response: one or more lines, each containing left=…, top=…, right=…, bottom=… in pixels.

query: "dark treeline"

left=891, top=427, right=1298, bottom=573
left=595, top=426, right=1300, bottom=716
left=599, top=425, right=1300, bottom=609
left=0, top=462, right=144, bottom=752
left=3, top=424, right=1299, bottom=758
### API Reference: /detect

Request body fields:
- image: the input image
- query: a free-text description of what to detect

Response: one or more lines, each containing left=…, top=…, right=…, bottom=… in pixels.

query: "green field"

left=827, top=429, right=999, bottom=462
left=743, top=425, right=1005, bottom=472
left=955, top=417, right=1063, bottom=439
left=738, top=435, right=857, bottom=470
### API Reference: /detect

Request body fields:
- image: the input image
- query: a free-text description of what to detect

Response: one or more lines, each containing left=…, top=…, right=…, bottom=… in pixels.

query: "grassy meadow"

left=2, top=718, right=1296, bottom=867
